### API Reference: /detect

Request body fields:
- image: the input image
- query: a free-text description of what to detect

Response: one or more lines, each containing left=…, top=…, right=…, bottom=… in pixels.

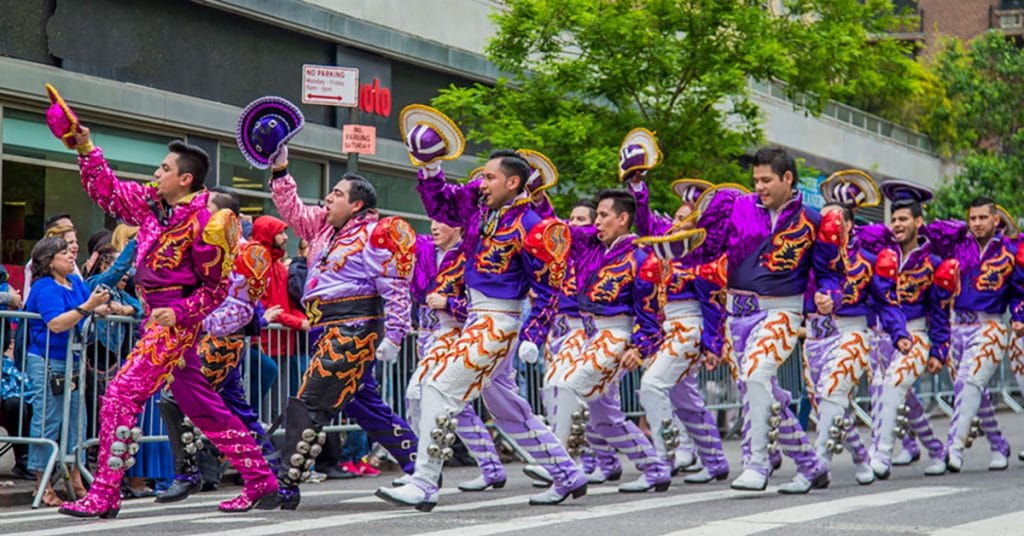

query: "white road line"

left=0, top=488, right=371, bottom=526
left=5, top=511, right=223, bottom=536
left=928, top=510, right=1024, bottom=535
left=663, top=486, right=965, bottom=536
left=409, top=488, right=741, bottom=536
left=189, top=487, right=622, bottom=536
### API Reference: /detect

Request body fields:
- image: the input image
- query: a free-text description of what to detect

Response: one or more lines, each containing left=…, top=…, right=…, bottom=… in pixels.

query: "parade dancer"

left=853, top=181, right=954, bottom=478
left=543, top=188, right=672, bottom=493
left=628, top=174, right=731, bottom=484
left=51, top=115, right=278, bottom=516
left=923, top=196, right=1022, bottom=473
left=995, top=206, right=1024, bottom=463
left=156, top=188, right=278, bottom=502
left=377, top=106, right=586, bottom=510
left=403, top=217, right=508, bottom=492
left=801, top=172, right=909, bottom=486
left=699, top=147, right=844, bottom=494
left=232, top=97, right=418, bottom=510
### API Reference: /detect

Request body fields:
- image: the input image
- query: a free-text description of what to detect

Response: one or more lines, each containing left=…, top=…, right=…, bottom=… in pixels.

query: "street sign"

left=302, top=65, right=359, bottom=107
left=343, top=124, right=376, bottom=155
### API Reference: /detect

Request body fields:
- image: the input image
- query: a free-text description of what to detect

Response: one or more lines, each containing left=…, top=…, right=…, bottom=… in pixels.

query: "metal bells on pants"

left=107, top=425, right=144, bottom=471
left=427, top=412, right=458, bottom=462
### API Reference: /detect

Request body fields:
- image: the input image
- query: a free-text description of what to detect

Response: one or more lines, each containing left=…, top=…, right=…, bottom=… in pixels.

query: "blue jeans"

left=247, top=346, right=279, bottom=404
left=26, top=355, right=81, bottom=473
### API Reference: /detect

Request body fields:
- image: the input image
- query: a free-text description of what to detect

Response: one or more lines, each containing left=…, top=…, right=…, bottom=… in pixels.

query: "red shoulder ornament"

left=236, top=242, right=272, bottom=302
left=638, top=254, right=665, bottom=285
left=817, top=209, right=846, bottom=247
left=524, top=219, right=570, bottom=263
left=934, top=258, right=960, bottom=293
left=875, top=249, right=899, bottom=281
left=697, top=254, right=728, bottom=288
left=371, top=217, right=416, bottom=278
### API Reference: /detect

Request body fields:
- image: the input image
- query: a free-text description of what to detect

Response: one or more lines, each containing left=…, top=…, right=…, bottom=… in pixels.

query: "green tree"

left=926, top=31, right=1024, bottom=220
left=433, top=0, right=920, bottom=215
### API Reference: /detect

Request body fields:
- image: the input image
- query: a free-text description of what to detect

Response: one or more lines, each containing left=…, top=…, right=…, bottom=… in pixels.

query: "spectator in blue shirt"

left=24, top=237, right=110, bottom=506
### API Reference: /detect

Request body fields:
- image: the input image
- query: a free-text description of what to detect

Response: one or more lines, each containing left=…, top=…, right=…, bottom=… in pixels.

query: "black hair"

left=167, top=140, right=210, bottom=192
left=571, top=199, right=597, bottom=223
left=751, top=146, right=799, bottom=189
left=595, top=189, right=637, bottom=227
left=44, top=213, right=72, bottom=232
left=488, top=149, right=532, bottom=194
left=890, top=199, right=923, bottom=219
left=339, top=173, right=378, bottom=212
left=207, top=185, right=242, bottom=216
left=86, top=228, right=112, bottom=255
left=969, top=196, right=996, bottom=212
left=30, top=237, right=69, bottom=282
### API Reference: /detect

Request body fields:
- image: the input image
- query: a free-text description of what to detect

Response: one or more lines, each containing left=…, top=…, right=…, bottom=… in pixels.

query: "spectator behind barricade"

left=24, top=237, right=111, bottom=506
left=285, top=237, right=310, bottom=394
left=252, top=216, right=306, bottom=399
left=1, top=336, right=33, bottom=480
left=23, top=214, right=78, bottom=301
left=82, top=229, right=112, bottom=275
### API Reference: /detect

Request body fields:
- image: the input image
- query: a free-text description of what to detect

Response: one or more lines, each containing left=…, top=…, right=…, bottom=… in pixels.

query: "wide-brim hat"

left=820, top=170, right=881, bottom=209
left=618, top=127, right=662, bottom=182
left=880, top=179, right=934, bottom=205
left=635, top=228, right=707, bottom=261
left=236, top=96, right=305, bottom=169
left=399, top=104, right=465, bottom=167
left=671, top=178, right=714, bottom=205
left=44, top=84, right=80, bottom=149
left=681, top=182, right=751, bottom=227
left=996, top=204, right=1020, bottom=239
left=465, top=165, right=486, bottom=184
left=518, top=149, right=558, bottom=197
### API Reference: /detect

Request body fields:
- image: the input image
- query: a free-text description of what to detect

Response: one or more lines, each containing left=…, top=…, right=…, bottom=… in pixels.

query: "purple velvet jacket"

left=79, top=148, right=232, bottom=326
left=417, top=168, right=567, bottom=346
left=857, top=224, right=955, bottom=363
left=923, top=220, right=1024, bottom=321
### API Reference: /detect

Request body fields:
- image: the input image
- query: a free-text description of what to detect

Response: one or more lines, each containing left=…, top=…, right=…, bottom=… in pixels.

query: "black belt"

left=305, top=295, right=383, bottom=326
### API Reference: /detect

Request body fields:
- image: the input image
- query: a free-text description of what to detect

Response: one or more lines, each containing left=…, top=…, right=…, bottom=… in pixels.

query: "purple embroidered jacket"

left=79, top=148, right=233, bottom=326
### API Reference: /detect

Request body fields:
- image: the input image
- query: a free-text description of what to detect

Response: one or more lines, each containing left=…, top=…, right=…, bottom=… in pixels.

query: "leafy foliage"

left=433, top=0, right=920, bottom=215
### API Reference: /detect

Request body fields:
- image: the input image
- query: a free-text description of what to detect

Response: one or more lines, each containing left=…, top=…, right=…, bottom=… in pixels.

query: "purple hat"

left=518, top=149, right=558, bottom=198
left=618, top=128, right=662, bottom=182
left=636, top=228, right=707, bottom=261
left=688, top=183, right=750, bottom=225
left=880, top=179, right=934, bottom=204
left=996, top=204, right=1019, bottom=239
left=236, top=96, right=305, bottom=169
left=820, top=170, right=880, bottom=209
left=671, top=178, right=714, bottom=205
left=44, top=84, right=80, bottom=149
left=399, top=104, right=465, bottom=167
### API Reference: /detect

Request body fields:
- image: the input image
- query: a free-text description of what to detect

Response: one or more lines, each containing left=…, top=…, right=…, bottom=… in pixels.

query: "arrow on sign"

left=306, top=94, right=344, bottom=101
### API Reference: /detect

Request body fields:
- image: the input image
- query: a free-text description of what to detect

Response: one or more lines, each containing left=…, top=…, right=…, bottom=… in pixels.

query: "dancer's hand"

left=271, top=145, right=288, bottom=171
left=518, top=341, right=540, bottom=364
left=1013, top=321, right=1024, bottom=337
left=619, top=348, right=642, bottom=371
left=926, top=357, right=943, bottom=374
left=896, top=337, right=913, bottom=355
left=71, top=125, right=94, bottom=154
left=151, top=307, right=176, bottom=327
left=703, top=350, right=721, bottom=371
left=813, top=291, right=834, bottom=315
left=375, top=338, right=400, bottom=363
left=263, top=304, right=283, bottom=323
left=425, top=292, right=447, bottom=310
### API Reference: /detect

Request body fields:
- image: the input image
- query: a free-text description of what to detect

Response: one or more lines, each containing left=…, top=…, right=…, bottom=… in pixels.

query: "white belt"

left=664, top=300, right=702, bottom=319
left=561, top=315, right=585, bottom=331
left=435, top=311, right=461, bottom=329
left=588, top=314, right=633, bottom=331
left=953, top=310, right=1003, bottom=326
left=468, top=289, right=521, bottom=314
left=726, top=293, right=803, bottom=314
left=831, top=315, right=868, bottom=331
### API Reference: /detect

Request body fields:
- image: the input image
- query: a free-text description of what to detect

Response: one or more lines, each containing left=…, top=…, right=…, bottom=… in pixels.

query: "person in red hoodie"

left=251, top=216, right=309, bottom=401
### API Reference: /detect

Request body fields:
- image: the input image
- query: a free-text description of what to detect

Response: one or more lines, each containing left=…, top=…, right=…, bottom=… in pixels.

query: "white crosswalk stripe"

left=663, top=486, right=964, bottom=536
left=928, top=511, right=1024, bottom=535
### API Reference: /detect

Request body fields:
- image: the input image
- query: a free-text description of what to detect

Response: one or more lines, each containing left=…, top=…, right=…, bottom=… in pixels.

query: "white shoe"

left=586, top=466, right=622, bottom=484
left=853, top=462, right=875, bottom=485
left=946, top=451, right=963, bottom=473
left=1018, top=449, right=1024, bottom=462
left=391, top=473, right=414, bottom=487
left=990, top=451, right=1009, bottom=471
left=730, top=468, right=767, bottom=491
left=375, top=481, right=439, bottom=512
left=777, top=472, right=829, bottom=495
left=869, top=458, right=891, bottom=480
left=523, top=464, right=553, bottom=488
left=618, top=474, right=671, bottom=493
left=683, top=467, right=728, bottom=484
left=528, top=481, right=587, bottom=505
left=891, top=450, right=920, bottom=466
left=671, top=450, right=699, bottom=474
left=457, top=475, right=507, bottom=491
left=924, top=459, right=947, bottom=476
